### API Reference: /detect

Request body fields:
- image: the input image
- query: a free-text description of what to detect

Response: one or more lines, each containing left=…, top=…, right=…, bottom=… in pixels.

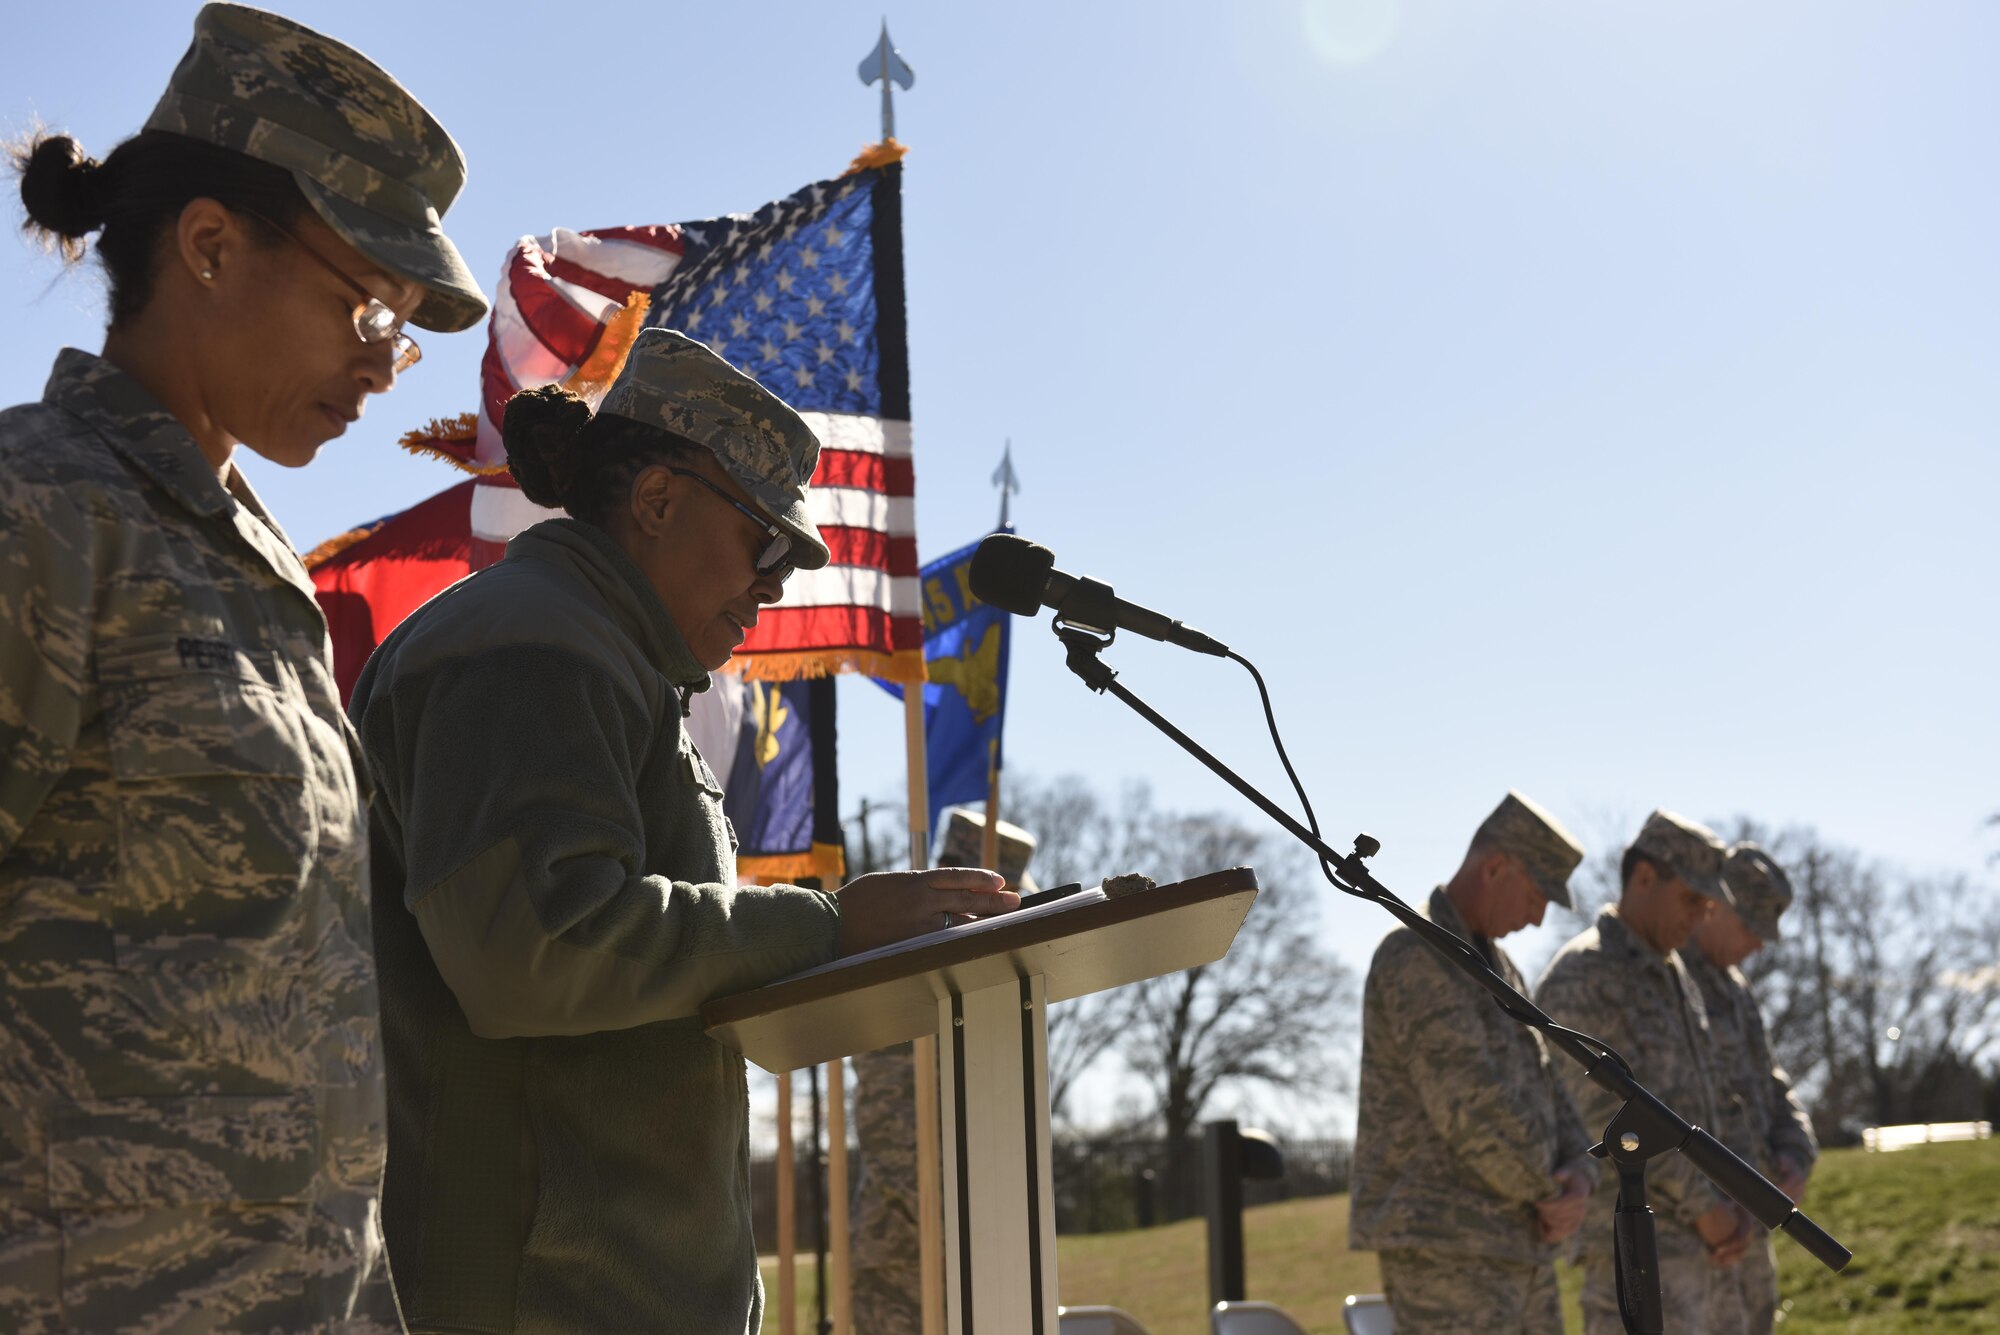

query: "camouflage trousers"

left=1706, top=1232, right=1778, bottom=1334
left=1579, top=1250, right=1745, bottom=1335
left=851, top=1044, right=922, bottom=1335
left=1377, top=1248, right=1562, bottom=1334
left=0, top=1200, right=401, bottom=1335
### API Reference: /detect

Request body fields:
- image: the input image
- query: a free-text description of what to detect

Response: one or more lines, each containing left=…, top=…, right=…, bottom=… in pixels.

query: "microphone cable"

left=1224, top=647, right=1632, bottom=1076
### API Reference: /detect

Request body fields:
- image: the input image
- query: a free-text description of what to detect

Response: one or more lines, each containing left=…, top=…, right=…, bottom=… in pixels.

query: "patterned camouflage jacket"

left=1535, top=905, right=1728, bottom=1264
left=1683, top=952, right=1818, bottom=1179
left=0, top=350, right=397, bottom=1332
left=1350, top=888, right=1597, bottom=1263
left=351, top=517, right=842, bottom=1334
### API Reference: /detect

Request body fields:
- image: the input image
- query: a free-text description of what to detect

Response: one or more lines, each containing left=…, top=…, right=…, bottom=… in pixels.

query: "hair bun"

left=503, top=384, right=595, bottom=510
left=16, top=134, right=105, bottom=250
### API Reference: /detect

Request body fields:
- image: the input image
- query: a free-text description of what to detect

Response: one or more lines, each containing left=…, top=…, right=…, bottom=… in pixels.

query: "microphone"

left=968, top=534, right=1230, bottom=657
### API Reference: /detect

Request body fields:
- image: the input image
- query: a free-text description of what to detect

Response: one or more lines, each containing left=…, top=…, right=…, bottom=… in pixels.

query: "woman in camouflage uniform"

left=0, top=6, right=485, bottom=1330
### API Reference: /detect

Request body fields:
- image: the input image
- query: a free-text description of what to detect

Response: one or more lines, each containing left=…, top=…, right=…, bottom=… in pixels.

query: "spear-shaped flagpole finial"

left=857, top=19, right=915, bottom=142
left=991, top=439, right=1020, bottom=530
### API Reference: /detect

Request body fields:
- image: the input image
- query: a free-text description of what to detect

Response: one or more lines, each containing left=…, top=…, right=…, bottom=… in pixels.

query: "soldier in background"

left=1350, top=791, right=1598, bottom=1333
left=852, top=1043, right=923, bottom=1335
left=0, top=5, right=487, bottom=1329
left=1689, top=842, right=1818, bottom=1333
left=1537, top=810, right=1753, bottom=1334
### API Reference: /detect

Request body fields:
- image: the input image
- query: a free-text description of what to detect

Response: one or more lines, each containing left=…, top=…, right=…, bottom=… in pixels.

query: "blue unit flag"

left=881, top=531, right=1013, bottom=832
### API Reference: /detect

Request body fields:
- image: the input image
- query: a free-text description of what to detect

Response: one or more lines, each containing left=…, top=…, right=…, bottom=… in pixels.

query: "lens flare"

left=1300, top=0, right=1401, bottom=66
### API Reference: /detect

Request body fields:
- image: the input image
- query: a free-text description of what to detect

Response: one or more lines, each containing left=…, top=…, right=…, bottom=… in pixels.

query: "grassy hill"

left=762, top=1138, right=1999, bottom=1332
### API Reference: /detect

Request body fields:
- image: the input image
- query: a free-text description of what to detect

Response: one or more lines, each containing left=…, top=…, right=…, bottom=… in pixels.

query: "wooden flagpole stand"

left=827, top=1057, right=851, bottom=1335
left=979, top=738, right=1002, bottom=873
left=776, top=1071, right=796, bottom=1335
left=903, top=688, right=946, bottom=1335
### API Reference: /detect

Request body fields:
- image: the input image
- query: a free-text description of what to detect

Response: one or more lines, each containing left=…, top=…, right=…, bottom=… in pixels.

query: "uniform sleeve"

left=1549, top=1065, right=1601, bottom=1188
left=1742, top=988, right=1819, bottom=1170
left=360, top=642, right=841, bottom=1040
left=1375, top=936, right=1566, bottom=1205
left=1536, top=954, right=1727, bottom=1228
left=0, top=463, right=92, bottom=860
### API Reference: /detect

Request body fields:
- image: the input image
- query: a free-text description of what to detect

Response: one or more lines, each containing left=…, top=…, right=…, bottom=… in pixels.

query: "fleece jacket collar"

left=506, top=517, right=710, bottom=699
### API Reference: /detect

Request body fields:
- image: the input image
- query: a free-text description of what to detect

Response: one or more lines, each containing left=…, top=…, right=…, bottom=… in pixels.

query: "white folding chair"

left=1342, top=1292, right=1395, bottom=1335
left=1058, top=1304, right=1154, bottom=1335
left=1210, top=1299, right=1312, bottom=1335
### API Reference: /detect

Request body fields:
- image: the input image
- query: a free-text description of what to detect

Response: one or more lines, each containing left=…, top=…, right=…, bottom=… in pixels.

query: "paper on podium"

left=781, top=884, right=1111, bottom=981
left=703, top=867, right=1258, bottom=1072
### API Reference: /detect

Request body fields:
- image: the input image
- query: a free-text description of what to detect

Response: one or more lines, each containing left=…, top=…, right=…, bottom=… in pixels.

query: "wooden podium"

left=703, top=867, right=1260, bottom=1334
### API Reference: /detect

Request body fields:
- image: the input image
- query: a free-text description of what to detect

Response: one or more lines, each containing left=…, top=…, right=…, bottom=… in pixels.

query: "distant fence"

left=749, top=1150, right=828, bottom=1254
left=1861, top=1120, right=1992, bottom=1152
left=749, top=1134, right=1354, bottom=1251
left=1049, top=1135, right=1354, bottom=1235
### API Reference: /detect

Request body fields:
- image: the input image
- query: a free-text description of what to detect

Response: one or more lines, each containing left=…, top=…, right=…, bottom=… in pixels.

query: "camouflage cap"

left=144, top=4, right=488, bottom=332
left=1472, top=790, right=1586, bottom=909
left=1628, top=809, right=1734, bottom=906
left=600, top=328, right=831, bottom=570
left=1723, top=841, right=1793, bottom=943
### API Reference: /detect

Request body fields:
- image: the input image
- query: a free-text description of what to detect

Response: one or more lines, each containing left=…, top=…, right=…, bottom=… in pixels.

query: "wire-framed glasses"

left=241, top=210, right=421, bottom=373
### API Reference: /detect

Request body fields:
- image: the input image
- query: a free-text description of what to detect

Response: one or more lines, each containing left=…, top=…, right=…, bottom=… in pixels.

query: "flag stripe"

left=821, top=527, right=916, bottom=572
left=477, top=347, right=522, bottom=445
left=798, top=412, right=911, bottom=458
left=742, top=604, right=924, bottom=655
left=545, top=226, right=685, bottom=288
left=507, top=247, right=616, bottom=364
left=779, top=567, right=918, bottom=613
left=490, top=299, right=591, bottom=394
left=807, top=487, right=913, bottom=535
left=546, top=253, right=650, bottom=304
left=813, top=448, right=914, bottom=495
left=470, top=482, right=558, bottom=543
left=575, top=224, right=688, bottom=260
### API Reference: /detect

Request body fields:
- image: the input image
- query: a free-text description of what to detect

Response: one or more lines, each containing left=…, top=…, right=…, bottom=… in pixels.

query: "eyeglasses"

left=665, top=467, right=796, bottom=580
left=242, top=211, right=421, bottom=374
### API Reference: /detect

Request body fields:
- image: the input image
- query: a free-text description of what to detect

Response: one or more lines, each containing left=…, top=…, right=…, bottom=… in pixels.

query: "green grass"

left=761, top=1139, right=2000, bottom=1333
left=1767, top=1139, right=2000, bottom=1332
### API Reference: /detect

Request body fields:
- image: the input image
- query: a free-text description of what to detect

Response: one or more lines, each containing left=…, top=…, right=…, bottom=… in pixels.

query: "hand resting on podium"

left=834, top=866, right=1016, bottom=955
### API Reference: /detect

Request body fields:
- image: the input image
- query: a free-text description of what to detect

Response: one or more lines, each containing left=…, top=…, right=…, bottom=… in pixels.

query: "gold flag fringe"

left=399, top=413, right=508, bottom=476
left=300, top=520, right=386, bottom=572
left=723, top=648, right=927, bottom=684
left=844, top=139, right=909, bottom=175
left=739, top=841, right=847, bottom=886
left=565, top=293, right=651, bottom=400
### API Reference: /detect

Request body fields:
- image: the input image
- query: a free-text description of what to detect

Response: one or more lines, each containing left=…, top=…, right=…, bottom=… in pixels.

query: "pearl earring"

left=200, top=268, right=215, bottom=281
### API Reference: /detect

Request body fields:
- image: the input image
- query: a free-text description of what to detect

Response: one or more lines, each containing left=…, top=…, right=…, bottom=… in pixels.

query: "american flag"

left=310, top=149, right=923, bottom=690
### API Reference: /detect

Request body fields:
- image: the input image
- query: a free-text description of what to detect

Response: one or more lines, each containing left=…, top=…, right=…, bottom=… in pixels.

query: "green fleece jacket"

left=350, top=518, right=842, bottom=1334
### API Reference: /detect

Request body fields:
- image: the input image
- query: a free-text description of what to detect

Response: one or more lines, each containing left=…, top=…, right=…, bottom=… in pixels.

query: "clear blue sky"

left=6, top=1, right=1995, bottom=1011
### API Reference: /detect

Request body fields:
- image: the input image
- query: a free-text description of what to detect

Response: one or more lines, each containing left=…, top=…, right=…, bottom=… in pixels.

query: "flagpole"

left=902, top=687, right=946, bottom=1335
left=983, top=444, right=1017, bottom=877
left=827, top=1056, right=851, bottom=1335
left=777, top=1071, right=797, bottom=1335
left=980, top=737, right=1002, bottom=873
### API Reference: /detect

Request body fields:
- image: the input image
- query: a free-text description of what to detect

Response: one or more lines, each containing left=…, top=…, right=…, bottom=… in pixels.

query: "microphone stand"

left=1049, top=622, right=1850, bottom=1334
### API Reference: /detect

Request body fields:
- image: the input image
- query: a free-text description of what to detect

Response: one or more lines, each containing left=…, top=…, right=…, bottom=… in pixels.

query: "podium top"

left=702, top=866, right=1259, bottom=1073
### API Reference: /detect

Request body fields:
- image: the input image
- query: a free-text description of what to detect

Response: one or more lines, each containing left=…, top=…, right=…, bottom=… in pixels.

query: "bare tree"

left=1711, top=819, right=2000, bottom=1143
left=1005, top=775, right=1155, bottom=1125
left=1003, top=776, right=1358, bottom=1157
